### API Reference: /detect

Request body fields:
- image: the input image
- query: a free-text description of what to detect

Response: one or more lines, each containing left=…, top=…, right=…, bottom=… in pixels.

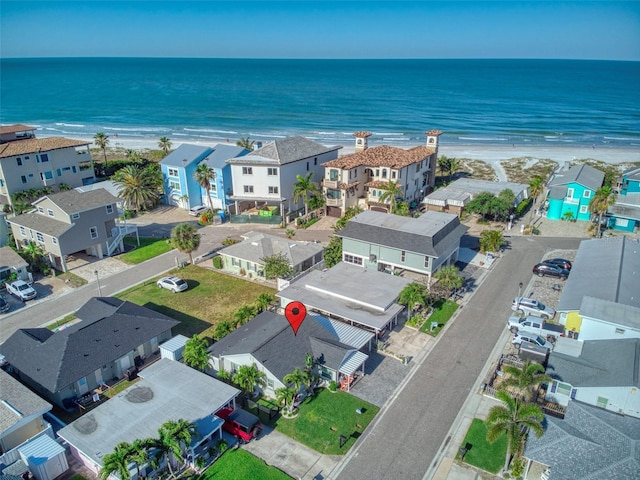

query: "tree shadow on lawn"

left=142, top=302, right=211, bottom=338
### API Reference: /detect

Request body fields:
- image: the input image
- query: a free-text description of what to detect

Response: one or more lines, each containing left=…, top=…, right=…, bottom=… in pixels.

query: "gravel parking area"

left=350, top=352, right=411, bottom=407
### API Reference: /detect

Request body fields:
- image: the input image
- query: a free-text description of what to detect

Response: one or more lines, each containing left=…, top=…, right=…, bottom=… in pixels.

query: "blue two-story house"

left=607, top=166, right=640, bottom=232
left=160, top=144, right=248, bottom=211
left=546, top=164, right=604, bottom=222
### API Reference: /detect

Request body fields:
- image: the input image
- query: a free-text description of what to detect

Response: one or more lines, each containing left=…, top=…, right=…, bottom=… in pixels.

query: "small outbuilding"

left=160, top=334, right=189, bottom=361
left=17, top=434, right=69, bottom=480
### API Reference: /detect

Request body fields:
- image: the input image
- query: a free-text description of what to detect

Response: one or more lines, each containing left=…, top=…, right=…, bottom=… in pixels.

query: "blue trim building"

left=546, top=164, right=604, bottom=222
left=608, top=166, right=640, bottom=232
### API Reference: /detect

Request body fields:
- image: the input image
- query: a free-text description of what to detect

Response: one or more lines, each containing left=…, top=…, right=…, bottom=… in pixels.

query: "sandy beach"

left=63, top=133, right=640, bottom=181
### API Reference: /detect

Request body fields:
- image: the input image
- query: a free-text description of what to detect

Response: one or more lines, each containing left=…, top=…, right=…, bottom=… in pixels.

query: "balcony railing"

left=325, top=179, right=339, bottom=189
left=326, top=198, right=342, bottom=207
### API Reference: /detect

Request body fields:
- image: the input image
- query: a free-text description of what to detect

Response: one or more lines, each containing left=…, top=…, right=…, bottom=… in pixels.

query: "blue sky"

left=1, top=1, right=639, bottom=60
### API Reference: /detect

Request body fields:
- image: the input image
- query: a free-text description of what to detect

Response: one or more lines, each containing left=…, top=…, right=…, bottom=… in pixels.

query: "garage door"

left=327, top=206, right=342, bottom=217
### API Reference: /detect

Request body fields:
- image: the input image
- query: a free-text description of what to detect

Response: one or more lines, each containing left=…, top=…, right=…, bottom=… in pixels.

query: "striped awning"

left=339, top=350, right=368, bottom=376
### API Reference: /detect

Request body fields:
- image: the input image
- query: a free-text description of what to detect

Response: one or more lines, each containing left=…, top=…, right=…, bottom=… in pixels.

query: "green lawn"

left=120, top=237, right=174, bottom=264
left=420, top=299, right=459, bottom=334
left=198, top=449, right=292, bottom=480
left=458, top=418, right=507, bottom=474
left=273, top=389, right=379, bottom=455
left=116, top=265, right=275, bottom=339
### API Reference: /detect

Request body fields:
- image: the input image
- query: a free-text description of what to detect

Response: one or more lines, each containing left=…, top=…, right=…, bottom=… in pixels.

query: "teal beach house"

left=608, top=166, right=640, bottom=232
left=546, top=164, right=604, bottom=222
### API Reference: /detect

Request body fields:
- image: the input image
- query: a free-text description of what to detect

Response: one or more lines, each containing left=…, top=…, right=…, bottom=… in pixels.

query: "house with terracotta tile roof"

left=323, top=130, right=441, bottom=217
left=0, top=125, right=95, bottom=209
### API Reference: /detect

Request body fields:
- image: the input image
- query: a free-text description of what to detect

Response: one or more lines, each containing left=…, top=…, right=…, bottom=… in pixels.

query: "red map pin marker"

left=285, top=301, right=307, bottom=336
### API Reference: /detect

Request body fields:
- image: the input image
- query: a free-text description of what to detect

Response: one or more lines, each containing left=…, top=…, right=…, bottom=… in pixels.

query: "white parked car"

left=188, top=205, right=209, bottom=216
left=6, top=280, right=37, bottom=302
left=157, top=276, right=189, bottom=293
left=511, top=297, right=556, bottom=320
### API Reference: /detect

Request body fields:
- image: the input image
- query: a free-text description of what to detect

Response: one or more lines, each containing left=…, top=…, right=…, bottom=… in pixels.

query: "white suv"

left=511, top=297, right=555, bottom=319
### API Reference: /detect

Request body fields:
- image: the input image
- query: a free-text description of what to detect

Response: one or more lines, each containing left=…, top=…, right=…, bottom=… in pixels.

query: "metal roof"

left=340, top=350, right=368, bottom=376
left=159, top=334, right=189, bottom=353
left=15, top=434, right=65, bottom=465
left=313, top=315, right=375, bottom=350
left=423, top=178, right=528, bottom=207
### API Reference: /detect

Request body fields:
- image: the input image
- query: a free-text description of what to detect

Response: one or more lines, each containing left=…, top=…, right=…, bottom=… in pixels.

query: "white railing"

left=107, top=223, right=139, bottom=256
left=326, top=198, right=342, bottom=206
left=325, top=180, right=339, bottom=189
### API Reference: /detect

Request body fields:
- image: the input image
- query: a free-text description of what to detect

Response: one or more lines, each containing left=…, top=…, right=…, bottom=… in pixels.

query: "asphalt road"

left=331, top=236, right=582, bottom=480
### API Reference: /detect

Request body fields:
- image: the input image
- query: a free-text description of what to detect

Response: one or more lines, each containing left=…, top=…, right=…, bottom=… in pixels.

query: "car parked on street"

left=532, top=262, right=569, bottom=279
left=511, top=297, right=556, bottom=319
left=6, top=280, right=37, bottom=302
left=543, top=258, right=572, bottom=270
left=188, top=205, right=209, bottom=216
left=512, top=332, right=553, bottom=350
left=157, top=276, right=189, bottom=293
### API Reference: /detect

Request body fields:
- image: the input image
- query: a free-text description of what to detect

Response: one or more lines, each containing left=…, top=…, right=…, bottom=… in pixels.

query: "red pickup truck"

left=216, top=407, right=262, bottom=443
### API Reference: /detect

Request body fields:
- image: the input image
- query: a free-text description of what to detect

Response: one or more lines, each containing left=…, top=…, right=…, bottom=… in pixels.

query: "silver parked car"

left=157, top=276, right=189, bottom=293
left=511, top=297, right=556, bottom=319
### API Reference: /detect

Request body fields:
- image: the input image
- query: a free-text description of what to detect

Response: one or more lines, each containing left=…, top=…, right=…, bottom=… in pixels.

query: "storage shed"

left=160, top=334, right=189, bottom=361
left=18, top=434, right=68, bottom=480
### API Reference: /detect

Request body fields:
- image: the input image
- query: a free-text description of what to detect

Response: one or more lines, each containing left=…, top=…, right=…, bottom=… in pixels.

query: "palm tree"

left=433, top=264, right=464, bottom=293
left=183, top=335, right=210, bottom=372
left=588, top=186, right=615, bottom=236
left=129, top=438, right=154, bottom=479
left=479, top=229, right=504, bottom=253
left=113, top=165, right=161, bottom=212
left=377, top=180, right=403, bottom=213
left=283, top=367, right=309, bottom=393
left=158, top=136, right=172, bottom=155
left=94, top=132, right=110, bottom=169
left=234, top=304, right=257, bottom=326
left=255, top=292, right=275, bottom=312
left=448, top=157, right=459, bottom=181
left=485, top=390, right=544, bottom=473
left=528, top=175, right=544, bottom=224
left=398, top=283, right=428, bottom=320
left=292, top=173, right=321, bottom=217
left=236, top=136, right=255, bottom=150
left=170, top=223, right=201, bottom=265
left=232, top=363, right=266, bottom=395
left=125, top=149, right=142, bottom=162
left=437, top=155, right=451, bottom=180
left=501, top=360, right=552, bottom=402
left=99, top=441, right=134, bottom=480
left=155, top=419, right=198, bottom=477
left=194, top=163, right=217, bottom=213
left=276, top=386, right=298, bottom=414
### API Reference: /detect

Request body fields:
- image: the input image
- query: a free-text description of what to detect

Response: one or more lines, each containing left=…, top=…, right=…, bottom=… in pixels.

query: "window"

left=56, top=169, right=62, bottom=177
left=47, top=209, right=54, bottom=217
left=210, top=182, right=217, bottom=192
left=596, top=396, right=608, bottom=408
left=314, top=157, right=318, bottom=165
left=556, top=382, right=572, bottom=396
left=615, top=218, right=629, bottom=228
left=567, top=187, right=575, bottom=198
left=330, top=169, right=339, bottom=181
left=579, top=205, right=588, bottom=214
left=40, top=171, right=53, bottom=181
left=392, top=170, right=397, bottom=179
left=376, top=169, right=380, bottom=177
left=416, top=164, right=420, bottom=172
left=19, top=226, right=26, bottom=237
left=106, top=204, right=114, bottom=214
left=21, top=175, right=27, bottom=184
left=424, top=256, right=430, bottom=268
left=168, top=168, right=179, bottom=177
left=615, top=327, right=625, bottom=334
left=326, top=189, right=341, bottom=200
left=243, top=185, right=254, bottom=193
left=39, top=154, right=49, bottom=163
left=267, top=378, right=275, bottom=390
left=52, top=237, right=58, bottom=245
left=242, top=167, right=253, bottom=175
left=36, top=232, right=44, bottom=243
left=169, top=180, right=180, bottom=191
left=382, top=169, right=387, bottom=179
left=401, top=251, right=406, bottom=262
left=268, top=168, right=278, bottom=176
left=38, top=207, right=44, bottom=213
left=583, top=190, right=591, bottom=198
left=268, top=186, right=279, bottom=194
left=372, top=190, right=377, bottom=197
left=72, top=213, right=80, bottom=220
left=306, top=162, right=309, bottom=171
left=72, top=166, right=77, bottom=173
left=17, top=158, right=23, bottom=166
left=90, top=226, right=98, bottom=239
left=344, top=254, right=363, bottom=266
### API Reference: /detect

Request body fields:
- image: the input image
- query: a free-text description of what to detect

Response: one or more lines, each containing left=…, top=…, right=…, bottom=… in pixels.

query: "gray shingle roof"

left=0, top=297, right=179, bottom=393
left=338, top=210, right=468, bottom=258
left=0, top=246, right=28, bottom=269
left=557, top=237, right=640, bottom=312
left=6, top=213, right=73, bottom=237
left=546, top=338, right=640, bottom=388
left=209, top=311, right=360, bottom=381
left=622, top=165, right=640, bottom=181
left=160, top=144, right=212, bottom=167
left=579, top=296, right=640, bottom=330
left=0, top=369, right=52, bottom=434
left=218, top=231, right=323, bottom=267
left=34, top=189, right=119, bottom=215
left=202, top=144, right=249, bottom=169
left=226, top=136, right=341, bottom=165
left=608, top=193, right=640, bottom=221
left=548, top=164, right=605, bottom=191
left=524, top=400, right=640, bottom=480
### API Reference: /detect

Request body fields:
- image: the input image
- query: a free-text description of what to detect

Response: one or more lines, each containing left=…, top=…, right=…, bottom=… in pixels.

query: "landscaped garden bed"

left=272, top=389, right=379, bottom=455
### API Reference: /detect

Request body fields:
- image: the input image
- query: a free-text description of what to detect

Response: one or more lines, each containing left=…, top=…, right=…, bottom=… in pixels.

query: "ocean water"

left=1, top=58, right=638, bottom=149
